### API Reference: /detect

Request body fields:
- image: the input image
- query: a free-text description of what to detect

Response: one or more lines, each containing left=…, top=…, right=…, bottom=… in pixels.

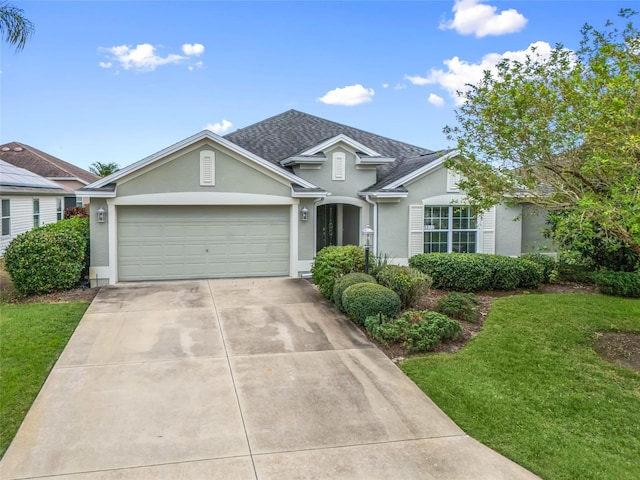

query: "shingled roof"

left=0, top=142, right=99, bottom=184
left=224, top=110, right=450, bottom=191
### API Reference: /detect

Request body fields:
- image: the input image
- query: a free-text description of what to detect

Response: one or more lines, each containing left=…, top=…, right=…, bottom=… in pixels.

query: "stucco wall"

left=521, top=203, right=556, bottom=253
left=494, top=204, right=523, bottom=256
left=89, top=200, right=109, bottom=269
left=292, top=146, right=377, bottom=197
left=117, top=143, right=291, bottom=197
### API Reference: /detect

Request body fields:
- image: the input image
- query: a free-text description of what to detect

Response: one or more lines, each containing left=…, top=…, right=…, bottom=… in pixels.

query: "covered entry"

left=316, top=203, right=361, bottom=252
left=117, top=205, right=290, bottom=281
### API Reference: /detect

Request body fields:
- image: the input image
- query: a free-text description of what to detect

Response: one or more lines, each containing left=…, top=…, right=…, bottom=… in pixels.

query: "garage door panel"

left=118, top=206, right=290, bottom=281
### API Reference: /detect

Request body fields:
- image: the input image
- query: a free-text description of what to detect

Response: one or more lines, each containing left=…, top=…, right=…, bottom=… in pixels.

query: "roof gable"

left=0, top=142, right=99, bottom=184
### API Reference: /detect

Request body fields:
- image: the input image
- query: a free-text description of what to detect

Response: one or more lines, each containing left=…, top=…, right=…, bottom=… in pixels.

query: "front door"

left=316, top=204, right=337, bottom=252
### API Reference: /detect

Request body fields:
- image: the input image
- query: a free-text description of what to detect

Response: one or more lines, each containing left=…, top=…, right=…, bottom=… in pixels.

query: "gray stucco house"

left=79, top=110, right=551, bottom=286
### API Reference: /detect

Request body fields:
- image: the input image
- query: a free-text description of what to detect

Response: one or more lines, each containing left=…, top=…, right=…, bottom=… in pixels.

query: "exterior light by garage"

left=97, top=206, right=106, bottom=223
left=300, top=205, right=308, bottom=221
left=362, top=224, right=374, bottom=274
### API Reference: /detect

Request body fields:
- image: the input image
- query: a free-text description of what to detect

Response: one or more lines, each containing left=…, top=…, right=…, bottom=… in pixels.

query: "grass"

left=401, top=293, right=640, bottom=480
left=0, top=302, right=89, bottom=458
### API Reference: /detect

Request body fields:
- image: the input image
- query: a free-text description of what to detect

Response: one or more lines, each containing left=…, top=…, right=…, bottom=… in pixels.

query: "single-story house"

left=0, top=142, right=99, bottom=209
left=0, top=159, right=65, bottom=255
left=79, top=110, right=553, bottom=286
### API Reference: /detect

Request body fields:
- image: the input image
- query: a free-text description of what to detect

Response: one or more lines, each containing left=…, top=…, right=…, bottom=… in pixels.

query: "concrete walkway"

left=1, top=278, right=539, bottom=479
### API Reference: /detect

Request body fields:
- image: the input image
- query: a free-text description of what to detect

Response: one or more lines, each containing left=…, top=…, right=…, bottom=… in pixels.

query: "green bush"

left=4, top=226, right=87, bottom=296
left=376, top=264, right=432, bottom=309
left=435, top=292, right=480, bottom=323
left=520, top=253, right=556, bottom=283
left=342, top=283, right=401, bottom=325
left=311, top=245, right=365, bottom=299
left=365, top=310, right=462, bottom=353
left=409, top=253, right=543, bottom=291
left=555, top=251, right=597, bottom=283
left=333, top=272, right=377, bottom=312
left=594, top=271, right=640, bottom=298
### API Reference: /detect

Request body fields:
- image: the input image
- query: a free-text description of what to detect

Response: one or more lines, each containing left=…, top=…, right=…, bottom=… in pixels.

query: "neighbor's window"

left=33, top=198, right=40, bottom=228
left=76, top=197, right=83, bottom=208
left=424, top=205, right=477, bottom=253
left=1, top=199, right=10, bottom=236
left=56, top=198, right=63, bottom=220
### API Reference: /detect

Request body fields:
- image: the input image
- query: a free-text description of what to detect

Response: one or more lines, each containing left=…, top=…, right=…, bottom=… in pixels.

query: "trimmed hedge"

left=342, top=283, right=401, bottom=325
left=364, top=310, right=462, bottom=353
left=409, top=253, right=543, bottom=292
left=376, top=265, right=432, bottom=309
left=4, top=225, right=87, bottom=296
left=520, top=253, right=556, bottom=283
left=311, top=245, right=365, bottom=299
left=333, top=272, right=377, bottom=312
left=435, top=292, right=480, bottom=323
left=594, top=271, right=640, bottom=298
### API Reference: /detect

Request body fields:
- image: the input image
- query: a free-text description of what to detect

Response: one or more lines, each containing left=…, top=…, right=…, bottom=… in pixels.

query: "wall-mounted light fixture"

left=97, top=206, right=106, bottom=223
left=300, top=206, right=308, bottom=221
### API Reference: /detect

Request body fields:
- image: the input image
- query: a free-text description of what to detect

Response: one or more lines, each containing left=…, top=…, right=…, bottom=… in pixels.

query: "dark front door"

left=316, top=204, right=337, bottom=252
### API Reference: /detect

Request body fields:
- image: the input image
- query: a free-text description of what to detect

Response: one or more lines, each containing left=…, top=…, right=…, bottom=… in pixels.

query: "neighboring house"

left=0, top=159, right=65, bottom=255
left=0, top=142, right=99, bottom=209
left=79, top=110, right=553, bottom=286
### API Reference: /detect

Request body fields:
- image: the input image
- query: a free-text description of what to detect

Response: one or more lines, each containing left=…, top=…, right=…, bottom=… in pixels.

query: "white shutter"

left=200, top=150, right=215, bottom=186
left=447, top=169, right=461, bottom=192
left=332, top=152, right=346, bottom=181
left=408, top=204, right=425, bottom=257
left=478, top=206, right=496, bottom=254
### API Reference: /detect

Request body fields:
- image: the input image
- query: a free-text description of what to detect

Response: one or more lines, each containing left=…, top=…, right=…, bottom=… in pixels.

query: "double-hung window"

left=56, top=198, right=63, bottom=220
left=33, top=198, right=40, bottom=228
left=424, top=206, right=477, bottom=253
left=1, top=199, right=10, bottom=236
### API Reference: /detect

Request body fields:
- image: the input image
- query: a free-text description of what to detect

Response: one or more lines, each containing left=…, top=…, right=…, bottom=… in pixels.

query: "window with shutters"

left=1, top=199, right=10, bottom=236
left=200, top=150, right=215, bottom=186
left=424, top=205, right=477, bottom=253
left=332, top=152, right=346, bottom=181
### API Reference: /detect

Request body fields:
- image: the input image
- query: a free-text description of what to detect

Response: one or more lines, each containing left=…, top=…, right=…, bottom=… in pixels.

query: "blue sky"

left=0, top=0, right=631, bottom=172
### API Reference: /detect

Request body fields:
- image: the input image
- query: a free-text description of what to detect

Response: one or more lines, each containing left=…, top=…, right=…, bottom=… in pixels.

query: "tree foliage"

left=444, top=9, right=640, bottom=265
left=89, top=161, right=120, bottom=177
left=0, top=1, right=34, bottom=52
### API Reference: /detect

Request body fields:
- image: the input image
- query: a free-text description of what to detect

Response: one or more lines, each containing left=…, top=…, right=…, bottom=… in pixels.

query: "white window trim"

left=33, top=198, right=40, bottom=228
left=56, top=198, right=63, bottom=220
left=200, top=150, right=216, bottom=186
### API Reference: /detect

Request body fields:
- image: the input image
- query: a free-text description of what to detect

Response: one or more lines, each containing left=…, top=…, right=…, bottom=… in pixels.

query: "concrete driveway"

left=1, top=278, right=538, bottom=479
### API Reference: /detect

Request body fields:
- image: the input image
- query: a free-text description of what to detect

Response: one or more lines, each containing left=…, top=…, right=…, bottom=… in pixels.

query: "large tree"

left=90, top=161, right=120, bottom=177
left=444, top=10, right=640, bottom=264
left=0, top=1, right=34, bottom=51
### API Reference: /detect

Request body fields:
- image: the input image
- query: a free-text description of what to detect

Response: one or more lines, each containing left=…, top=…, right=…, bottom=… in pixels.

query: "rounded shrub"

left=342, top=283, right=401, bottom=325
left=435, top=292, right=480, bottom=323
left=594, top=271, right=640, bottom=298
left=311, top=245, right=365, bottom=299
left=4, top=227, right=86, bottom=296
left=376, top=264, right=432, bottom=309
left=41, top=217, right=90, bottom=274
left=333, top=272, right=377, bottom=312
left=520, top=253, right=556, bottom=283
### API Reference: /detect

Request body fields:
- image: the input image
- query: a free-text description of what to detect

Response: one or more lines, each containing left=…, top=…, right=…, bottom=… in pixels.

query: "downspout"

left=364, top=195, right=378, bottom=255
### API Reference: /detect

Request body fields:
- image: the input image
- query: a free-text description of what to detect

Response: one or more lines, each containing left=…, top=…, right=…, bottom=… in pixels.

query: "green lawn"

left=402, top=293, right=640, bottom=480
left=0, top=302, right=89, bottom=458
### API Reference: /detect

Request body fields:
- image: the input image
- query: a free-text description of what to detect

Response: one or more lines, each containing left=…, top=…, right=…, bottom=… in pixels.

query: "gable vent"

left=200, top=150, right=215, bottom=186
left=332, top=152, right=346, bottom=181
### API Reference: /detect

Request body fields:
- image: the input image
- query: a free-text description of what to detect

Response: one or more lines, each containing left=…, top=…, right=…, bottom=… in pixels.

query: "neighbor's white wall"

left=0, top=196, right=61, bottom=256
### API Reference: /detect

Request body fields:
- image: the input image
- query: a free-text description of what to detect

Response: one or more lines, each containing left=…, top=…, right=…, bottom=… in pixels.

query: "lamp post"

left=362, top=224, right=374, bottom=274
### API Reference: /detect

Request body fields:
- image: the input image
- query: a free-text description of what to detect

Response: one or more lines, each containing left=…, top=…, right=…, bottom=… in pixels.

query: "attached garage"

left=117, top=205, right=290, bottom=281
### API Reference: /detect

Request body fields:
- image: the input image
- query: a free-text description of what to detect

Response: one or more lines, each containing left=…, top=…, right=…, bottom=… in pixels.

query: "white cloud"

left=393, top=83, right=407, bottom=90
left=204, top=119, right=233, bottom=134
left=182, top=43, right=205, bottom=56
left=428, top=93, right=445, bottom=107
left=406, top=41, right=553, bottom=105
left=440, top=0, right=528, bottom=37
left=382, top=83, right=389, bottom=88
left=188, top=61, right=203, bottom=71
left=99, top=43, right=205, bottom=72
left=317, top=84, right=375, bottom=106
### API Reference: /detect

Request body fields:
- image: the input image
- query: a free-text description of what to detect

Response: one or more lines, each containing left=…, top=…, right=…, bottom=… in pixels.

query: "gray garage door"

left=118, top=205, right=290, bottom=281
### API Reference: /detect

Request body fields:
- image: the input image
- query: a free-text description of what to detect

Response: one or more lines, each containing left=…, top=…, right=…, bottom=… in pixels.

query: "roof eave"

left=383, top=150, right=459, bottom=190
